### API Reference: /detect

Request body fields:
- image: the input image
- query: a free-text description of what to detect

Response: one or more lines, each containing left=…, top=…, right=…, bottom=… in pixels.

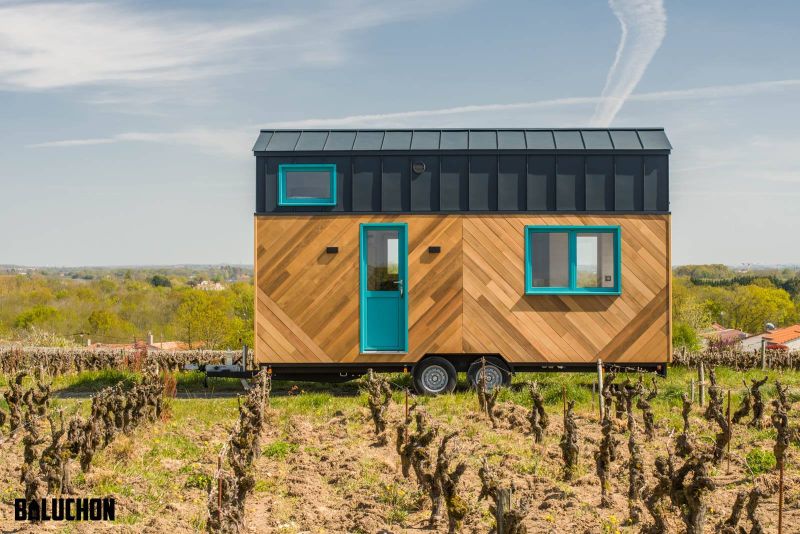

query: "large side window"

left=525, top=226, right=621, bottom=295
left=278, top=163, right=336, bottom=206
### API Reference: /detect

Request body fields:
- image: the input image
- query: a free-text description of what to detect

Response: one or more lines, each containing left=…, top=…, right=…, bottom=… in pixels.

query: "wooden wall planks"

left=254, top=213, right=671, bottom=366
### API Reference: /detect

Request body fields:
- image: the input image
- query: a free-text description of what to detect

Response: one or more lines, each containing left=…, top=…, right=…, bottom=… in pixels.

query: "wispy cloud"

left=268, top=79, right=800, bottom=128
left=590, top=0, right=667, bottom=127
left=28, top=128, right=253, bottom=157
left=0, top=1, right=460, bottom=94
left=27, top=79, right=800, bottom=156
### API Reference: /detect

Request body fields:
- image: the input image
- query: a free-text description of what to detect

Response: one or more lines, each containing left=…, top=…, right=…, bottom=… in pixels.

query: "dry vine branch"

left=477, top=359, right=500, bottom=428
left=207, top=369, right=271, bottom=534
left=621, top=379, right=644, bottom=524
left=676, top=393, right=695, bottom=458
left=771, top=381, right=790, bottom=471
left=595, top=394, right=619, bottom=508
left=704, top=369, right=731, bottom=464
left=527, top=382, right=548, bottom=444
left=434, top=433, right=468, bottom=534
left=643, top=455, right=672, bottom=534
left=715, top=490, right=746, bottom=534
left=560, top=400, right=579, bottom=480
left=732, top=380, right=752, bottom=424
left=478, top=458, right=529, bottom=534
left=670, top=453, right=716, bottom=534
left=747, top=376, right=769, bottom=430
left=637, top=375, right=658, bottom=441
left=363, top=369, right=393, bottom=445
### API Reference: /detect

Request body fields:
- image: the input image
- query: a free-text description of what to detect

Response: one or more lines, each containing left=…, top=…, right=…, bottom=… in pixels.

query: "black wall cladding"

left=257, top=154, right=670, bottom=214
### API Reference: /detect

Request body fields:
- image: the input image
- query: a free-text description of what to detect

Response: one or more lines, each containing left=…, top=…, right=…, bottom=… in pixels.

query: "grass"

left=3, top=364, right=797, bottom=531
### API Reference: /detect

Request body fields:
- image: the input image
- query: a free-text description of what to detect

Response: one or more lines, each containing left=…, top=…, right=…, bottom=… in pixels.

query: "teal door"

left=360, top=223, right=408, bottom=352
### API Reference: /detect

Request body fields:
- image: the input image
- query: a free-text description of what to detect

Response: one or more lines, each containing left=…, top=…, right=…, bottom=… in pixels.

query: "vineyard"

left=0, top=348, right=797, bottom=533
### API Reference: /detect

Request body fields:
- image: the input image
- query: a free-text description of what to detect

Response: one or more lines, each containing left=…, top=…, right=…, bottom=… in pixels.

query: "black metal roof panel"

left=353, top=131, right=384, bottom=150
left=497, top=130, right=526, bottom=149
left=265, top=131, right=300, bottom=151
left=410, top=130, right=440, bottom=150
left=254, top=129, right=671, bottom=152
left=440, top=130, right=469, bottom=150
left=554, top=130, right=584, bottom=150
left=323, top=131, right=356, bottom=151
left=382, top=131, right=412, bottom=150
left=295, top=131, right=328, bottom=151
left=609, top=130, right=642, bottom=150
left=582, top=130, right=613, bottom=149
left=637, top=129, right=672, bottom=150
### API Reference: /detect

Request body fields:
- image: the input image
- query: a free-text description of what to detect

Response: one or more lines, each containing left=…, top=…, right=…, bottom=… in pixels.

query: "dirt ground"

left=0, top=370, right=798, bottom=533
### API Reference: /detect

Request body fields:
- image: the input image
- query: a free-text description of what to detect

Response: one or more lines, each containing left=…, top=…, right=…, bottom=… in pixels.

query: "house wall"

left=254, top=213, right=671, bottom=366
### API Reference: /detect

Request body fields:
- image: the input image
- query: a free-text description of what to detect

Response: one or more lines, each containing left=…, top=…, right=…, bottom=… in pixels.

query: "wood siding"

left=255, top=214, right=670, bottom=365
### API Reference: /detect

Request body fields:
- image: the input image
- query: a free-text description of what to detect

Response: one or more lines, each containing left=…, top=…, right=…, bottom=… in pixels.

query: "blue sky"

left=0, top=0, right=798, bottom=267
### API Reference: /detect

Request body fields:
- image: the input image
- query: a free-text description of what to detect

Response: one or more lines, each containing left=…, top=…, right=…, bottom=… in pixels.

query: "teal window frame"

left=524, top=225, right=622, bottom=295
left=278, top=163, right=337, bottom=206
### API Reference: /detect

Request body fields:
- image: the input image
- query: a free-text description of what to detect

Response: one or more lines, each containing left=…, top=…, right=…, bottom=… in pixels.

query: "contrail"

left=590, top=0, right=667, bottom=127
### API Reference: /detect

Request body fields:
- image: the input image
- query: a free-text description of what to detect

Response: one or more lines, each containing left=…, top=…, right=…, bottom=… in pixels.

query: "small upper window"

left=278, top=164, right=336, bottom=206
left=525, top=226, right=621, bottom=295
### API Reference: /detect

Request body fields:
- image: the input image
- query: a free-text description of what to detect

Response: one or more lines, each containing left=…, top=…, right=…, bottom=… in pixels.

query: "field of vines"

left=0, top=347, right=798, bottom=533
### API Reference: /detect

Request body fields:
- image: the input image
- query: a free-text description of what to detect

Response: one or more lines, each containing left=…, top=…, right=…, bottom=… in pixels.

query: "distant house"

left=763, top=324, right=800, bottom=351
left=700, top=323, right=748, bottom=348
left=741, top=324, right=800, bottom=351
left=196, top=280, right=225, bottom=291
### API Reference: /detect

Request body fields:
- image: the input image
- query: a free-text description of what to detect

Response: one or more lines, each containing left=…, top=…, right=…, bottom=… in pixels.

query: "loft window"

left=278, top=164, right=337, bottom=206
left=525, top=226, right=621, bottom=295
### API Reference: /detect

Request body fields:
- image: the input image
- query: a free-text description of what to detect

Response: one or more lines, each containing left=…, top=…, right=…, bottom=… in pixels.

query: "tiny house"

left=252, top=129, right=672, bottom=394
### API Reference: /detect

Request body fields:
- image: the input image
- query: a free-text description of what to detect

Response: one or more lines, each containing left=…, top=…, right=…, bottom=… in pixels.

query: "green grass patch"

left=746, top=448, right=776, bottom=475
left=263, top=440, right=299, bottom=459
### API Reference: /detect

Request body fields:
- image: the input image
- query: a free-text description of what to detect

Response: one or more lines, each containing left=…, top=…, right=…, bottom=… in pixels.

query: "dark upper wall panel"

left=498, top=155, right=526, bottom=210
left=440, top=156, right=468, bottom=210
left=527, top=156, right=555, bottom=210
left=556, top=156, right=585, bottom=211
left=585, top=156, right=613, bottom=211
left=410, top=156, right=439, bottom=211
left=615, top=156, right=644, bottom=210
left=469, top=155, right=497, bottom=211
left=382, top=156, right=410, bottom=211
left=644, top=155, right=669, bottom=211
left=352, top=157, right=381, bottom=212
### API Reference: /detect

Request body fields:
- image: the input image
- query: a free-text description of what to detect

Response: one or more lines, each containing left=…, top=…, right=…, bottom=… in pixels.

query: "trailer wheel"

left=413, top=357, right=457, bottom=395
left=467, top=357, right=511, bottom=391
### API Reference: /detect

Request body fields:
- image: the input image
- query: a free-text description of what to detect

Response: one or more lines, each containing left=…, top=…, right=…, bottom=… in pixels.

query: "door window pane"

left=576, top=233, right=615, bottom=288
left=529, top=232, right=569, bottom=287
left=367, top=230, right=399, bottom=290
left=284, top=170, right=331, bottom=199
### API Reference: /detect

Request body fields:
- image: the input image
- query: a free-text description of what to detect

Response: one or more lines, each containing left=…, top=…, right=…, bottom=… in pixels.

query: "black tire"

left=412, top=357, right=457, bottom=396
left=467, top=357, right=512, bottom=390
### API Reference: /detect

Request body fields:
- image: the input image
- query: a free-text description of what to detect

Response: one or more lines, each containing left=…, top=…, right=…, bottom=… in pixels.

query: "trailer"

left=251, top=129, right=672, bottom=394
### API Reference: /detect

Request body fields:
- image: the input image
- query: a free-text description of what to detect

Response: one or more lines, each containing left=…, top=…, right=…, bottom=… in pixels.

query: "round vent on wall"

left=412, top=161, right=426, bottom=174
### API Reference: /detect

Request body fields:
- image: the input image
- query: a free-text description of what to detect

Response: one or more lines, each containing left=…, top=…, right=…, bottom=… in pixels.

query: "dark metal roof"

left=253, top=128, right=671, bottom=153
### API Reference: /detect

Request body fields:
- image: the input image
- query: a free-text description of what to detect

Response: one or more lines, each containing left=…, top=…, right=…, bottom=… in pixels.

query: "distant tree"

left=781, top=276, right=800, bottom=300
left=673, top=322, right=702, bottom=351
left=175, top=290, right=229, bottom=349
left=150, top=274, right=172, bottom=288
left=727, top=285, right=796, bottom=333
left=673, top=264, right=734, bottom=280
left=13, top=305, right=60, bottom=329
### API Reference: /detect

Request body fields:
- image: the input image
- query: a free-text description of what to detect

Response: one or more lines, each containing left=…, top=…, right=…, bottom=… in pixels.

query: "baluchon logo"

left=15, top=497, right=115, bottom=522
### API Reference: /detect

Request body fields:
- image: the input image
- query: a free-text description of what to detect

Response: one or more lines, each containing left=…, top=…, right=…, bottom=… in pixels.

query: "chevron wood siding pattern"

left=255, top=213, right=670, bottom=365
left=463, top=215, right=670, bottom=363
left=255, top=215, right=462, bottom=364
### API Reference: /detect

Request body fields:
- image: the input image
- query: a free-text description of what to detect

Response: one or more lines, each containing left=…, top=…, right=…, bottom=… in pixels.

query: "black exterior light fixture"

left=326, top=246, right=339, bottom=254
left=412, top=161, right=426, bottom=174
left=428, top=246, right=441, bottom=254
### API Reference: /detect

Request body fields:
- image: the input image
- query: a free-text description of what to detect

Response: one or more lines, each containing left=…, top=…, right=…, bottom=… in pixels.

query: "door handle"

left=393, top=280, right=404, bottom=298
